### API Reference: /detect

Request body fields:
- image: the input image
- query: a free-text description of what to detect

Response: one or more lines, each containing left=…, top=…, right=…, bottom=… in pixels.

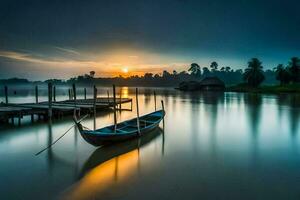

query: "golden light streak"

left=63, top=150, right=139, bottom=200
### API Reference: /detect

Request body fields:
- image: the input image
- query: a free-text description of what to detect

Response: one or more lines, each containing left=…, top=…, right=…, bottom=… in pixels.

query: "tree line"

left=0, top=57, right=299, bottom=87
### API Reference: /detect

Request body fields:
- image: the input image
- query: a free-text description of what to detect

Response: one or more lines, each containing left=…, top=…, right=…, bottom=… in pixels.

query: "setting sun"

left=122, top=68, right=128, bottom=73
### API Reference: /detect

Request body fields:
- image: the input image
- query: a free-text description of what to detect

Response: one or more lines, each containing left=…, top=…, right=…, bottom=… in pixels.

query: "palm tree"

left=225, top=66, right=231, bottom=72
left=288, top=57, right=300, bottom=83
left=188, top=63, right=201, bottom=77
left=89, top=71, right=95, bottom=78
left=275, top=64, right=290, bottom=85
left=210, top=61, right=218, bottom=72
left=243, top=58, right=265, bottom=87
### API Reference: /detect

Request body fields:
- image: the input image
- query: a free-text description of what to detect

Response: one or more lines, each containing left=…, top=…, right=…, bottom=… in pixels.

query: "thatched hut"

left=178, top=81, right=201, bottom=91
left=199, top=77, right=225, bottom=90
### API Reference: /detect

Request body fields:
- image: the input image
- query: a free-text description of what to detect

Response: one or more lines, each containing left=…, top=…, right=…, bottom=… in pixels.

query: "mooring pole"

left=35, top=85, right=38, bottom=104
left=4, top=85, right=8, bottom=104
left=53, top=85, right=56, bottom=102
left=72, top=84, right=77, bottom=102
left=93, top=85, right=97, bottom=114
left=161, top=100, right=165, bottom=128
left=68, top=89, right=71, bottom=100
left=113, top=85, right=117, bottom=133
left=154, top=91, right=157, bottom=111
left=18, top=113, right=21, bottom=126
left=72, top=84, right=77, bottom=116
left=161, top=100, right=165, bottom=112
left=48, top=82, right=53, bottom=119
left=136, top=88, right=141, bottom=135
left=93, top=85, right=97, bottom=130
left=119, top=88, right=122, bottom=110
left=107, top=90, right=110, bottom=104
left=84, top=88, right=87, bottom=100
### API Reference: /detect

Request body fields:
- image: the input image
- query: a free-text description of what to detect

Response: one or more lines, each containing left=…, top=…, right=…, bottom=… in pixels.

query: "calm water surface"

left=0, top=87, right=300, bottom=200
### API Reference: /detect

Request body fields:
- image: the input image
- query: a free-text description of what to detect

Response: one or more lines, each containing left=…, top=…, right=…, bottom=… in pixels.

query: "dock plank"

left=0, top=97, right=132, bottom=124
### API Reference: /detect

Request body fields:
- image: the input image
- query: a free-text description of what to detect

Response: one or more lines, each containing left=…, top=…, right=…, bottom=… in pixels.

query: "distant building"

left=199, top=77, right=225, bottom=90
left=178, top=81, right=200, bottom=91
left=177, top=76, right=225, bottom=91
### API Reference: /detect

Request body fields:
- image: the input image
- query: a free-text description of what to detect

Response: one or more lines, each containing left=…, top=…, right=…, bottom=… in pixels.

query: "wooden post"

left=93, top=85, right=97, bottom=114
left=113, top=85, right=117, bottom=132
left=154, top=91, right=157, bottom=111
left=84, top=88, right=87, bottom=100
left=119, top=88, right=122, bottom=110
left=53, top=86, right=56, bottom=102
left=4, top=86, right=8, bottom=104
left=136, top=88, right=140, bottom=135
left=72, top=84, right=77, bottom=102
left=161, top=100, right=165, bottom=129
left=161, top=100, right=165, bottom=112
left=68, top=89, right=71, bottom=100
left=72, top=84, right=77, bottom=116
left=48, top=82, right=53, bottom=119
left=35, top=85, right=38, bottom=104
left=18, top=114, right=21, bottom=126
left=107, top=90, right=110, bottom=104
left=93, top=85, right=97, bottom=130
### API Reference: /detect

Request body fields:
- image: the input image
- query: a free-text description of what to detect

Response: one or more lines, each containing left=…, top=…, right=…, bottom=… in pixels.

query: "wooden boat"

left=74, top=110, right=165, bottom=146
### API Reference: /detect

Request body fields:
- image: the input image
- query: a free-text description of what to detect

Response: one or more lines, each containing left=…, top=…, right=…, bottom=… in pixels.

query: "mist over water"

left=0, top=87, right=300, bottom=199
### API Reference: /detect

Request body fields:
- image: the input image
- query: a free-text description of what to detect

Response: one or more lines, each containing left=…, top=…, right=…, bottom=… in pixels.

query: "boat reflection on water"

left=62, top=128, right=163, bottom=200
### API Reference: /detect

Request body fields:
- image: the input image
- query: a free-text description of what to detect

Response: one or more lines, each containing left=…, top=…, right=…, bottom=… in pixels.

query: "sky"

left=0, top=0, right=299, bottom=80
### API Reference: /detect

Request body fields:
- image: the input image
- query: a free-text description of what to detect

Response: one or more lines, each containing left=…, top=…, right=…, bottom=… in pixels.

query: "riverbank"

left=226, top=83, right=300, bottom=94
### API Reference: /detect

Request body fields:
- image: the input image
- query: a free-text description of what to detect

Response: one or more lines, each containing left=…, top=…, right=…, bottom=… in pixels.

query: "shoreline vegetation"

left=0, top=57, right=299, bottom=94
left=226, top=83, right=300, bottom=94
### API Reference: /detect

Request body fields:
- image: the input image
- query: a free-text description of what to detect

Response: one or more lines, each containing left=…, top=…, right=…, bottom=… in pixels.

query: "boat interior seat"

left=140, top=119, right=156, bottom=124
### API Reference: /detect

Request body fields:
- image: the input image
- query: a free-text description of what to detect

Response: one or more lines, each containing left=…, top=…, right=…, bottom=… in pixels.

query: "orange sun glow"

left=122, top=68, right=128, bottom=73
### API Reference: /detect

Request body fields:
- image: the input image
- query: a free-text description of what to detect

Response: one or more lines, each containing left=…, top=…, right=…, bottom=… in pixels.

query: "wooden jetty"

left=0, top=84, right=132, bottom=125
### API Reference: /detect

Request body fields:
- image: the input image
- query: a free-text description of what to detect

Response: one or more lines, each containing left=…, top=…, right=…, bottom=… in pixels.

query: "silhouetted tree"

left=188, top=63, right=201, bottom=77
left=162, top=70, right=171, bottom=78
left=243, top=58, right=265, bottom=87
left=154, top=74, right=160, bottom=78
left=288, top=57, right=300, bottom=83
left=210, top=61, right=218, bottom=72
left=144, top=73, right=153, bottom=79
left=225, top=66, right=231, bottom=72
left=202, top=67, right=210, bottom=77
left=90, top=71, right=96, bottom=78
left=275, top=64, right=290, bottom=85
left=235, top=69, right=243, bottom=74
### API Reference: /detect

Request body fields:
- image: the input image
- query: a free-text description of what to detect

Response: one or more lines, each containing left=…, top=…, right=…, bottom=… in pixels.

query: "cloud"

left=54, top=46, right=81, bottom=55
left=128, top=55, right=138, bottom=58
left=0, top=49, right=191, bottom=79
left=0, top=50, right=89, bottom=65
left=0, top=51, right=40, bottom=63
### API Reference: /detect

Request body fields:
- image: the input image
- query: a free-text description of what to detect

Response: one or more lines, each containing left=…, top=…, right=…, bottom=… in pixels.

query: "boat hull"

left=80, top=125, right=159, bottom=146
left=77, top=110, right=165, bottom=146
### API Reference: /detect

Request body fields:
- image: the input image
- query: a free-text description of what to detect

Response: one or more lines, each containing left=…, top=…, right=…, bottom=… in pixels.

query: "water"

left=1, top=87, right=300, bottom=200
